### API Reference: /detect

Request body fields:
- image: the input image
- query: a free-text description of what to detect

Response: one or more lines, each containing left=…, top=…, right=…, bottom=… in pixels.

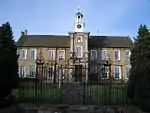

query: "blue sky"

left=0, top=0, right=150, bottom=41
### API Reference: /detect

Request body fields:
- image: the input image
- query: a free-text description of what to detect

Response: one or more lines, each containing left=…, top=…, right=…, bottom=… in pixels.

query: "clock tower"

left=68, top=9, right=89, bottom=83
left=74, top=9, right=85, bottom=32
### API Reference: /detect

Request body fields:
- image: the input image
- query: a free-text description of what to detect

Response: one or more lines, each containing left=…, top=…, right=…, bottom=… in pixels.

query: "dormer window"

left=76, top=36, right=82, bottom=42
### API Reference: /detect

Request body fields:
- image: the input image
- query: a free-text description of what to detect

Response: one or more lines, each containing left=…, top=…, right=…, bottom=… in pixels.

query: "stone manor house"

left=16, top=10, right=133, bottom=82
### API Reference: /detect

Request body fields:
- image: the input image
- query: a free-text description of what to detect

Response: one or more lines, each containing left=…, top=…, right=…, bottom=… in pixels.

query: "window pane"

left=20, top=66, right=25, bottom=77
left=102, top=66, right=109, bottom=79
left=50, top=50, right=55, bottom=60
left=45, top=66, right=54, bottom=83
left=48, top=67, right=54, bottom=78
left=125, top=50, right=130, bottom=60
left=92, top=51, right=95, bottom=57
left=30, top=50, right=35, bottom=59
left=115, top=51, right=120, bottom=60
left=114, top=66, right=120, bottom=79
left=102, top=73, right=108, bottom=79
left=77, top=37, right=82, bottom=42
left=102, top=50, right=108, bottom=60
left=91, top=50, right=97, bottom=60
left=30, top=66, right=36, bottom=78
left=59, top=50, right=65, bottom=59
left=21, top=50, right=26, bottom=59
left=125, top=66, right=130, bottom=79
left=76, top=47, right=81, bottom=57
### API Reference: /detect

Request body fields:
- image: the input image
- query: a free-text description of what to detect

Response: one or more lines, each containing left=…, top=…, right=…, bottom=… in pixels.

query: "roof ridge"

left=23, top=34, right=130, bottom=37
left=90, top=35, right=130, bottom=37
left=26, top=34, right=69, bottom=36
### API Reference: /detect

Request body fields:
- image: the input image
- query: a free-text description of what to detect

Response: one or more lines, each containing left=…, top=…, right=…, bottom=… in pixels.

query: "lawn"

left=13, top=83, right=61, bottom=104
left=86, top=84, right=127, bottom=105
left=13, top=83, right=127, bottom=105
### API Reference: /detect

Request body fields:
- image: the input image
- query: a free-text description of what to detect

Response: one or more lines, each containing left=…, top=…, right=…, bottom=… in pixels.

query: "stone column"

left=85, top=62, right=88, bottom=82
left=69, top=33, right=74, bottom=56
left=85, top=37, right=88, bottom=53
left=70, top=37, right=73, bottom=53
left=84, top=33, right=89, bottom=83
left=84, top=34, right=89, bottom=58
left=68, top=32, right=74, bottom=83
left=69, top=62, right=74, bottom=83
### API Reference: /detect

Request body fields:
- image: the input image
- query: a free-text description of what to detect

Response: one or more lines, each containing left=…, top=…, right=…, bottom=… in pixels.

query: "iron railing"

left=15, top=62, right=128, bottom=105
left=15, top=50, right=128, bottom=105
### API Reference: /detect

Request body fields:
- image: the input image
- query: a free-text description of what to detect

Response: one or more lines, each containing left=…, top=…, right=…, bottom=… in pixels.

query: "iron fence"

left=15, top=62, right=128, bottom=105
left=15, top=50, right=128, bottom=105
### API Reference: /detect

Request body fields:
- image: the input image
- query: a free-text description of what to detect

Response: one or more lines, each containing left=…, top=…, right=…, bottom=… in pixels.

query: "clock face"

left=77, top=24, right=82, bottom=29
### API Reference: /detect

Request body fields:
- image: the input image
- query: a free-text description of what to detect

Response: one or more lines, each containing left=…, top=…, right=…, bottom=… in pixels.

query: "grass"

left=13, top=83, right=127, bottom=105
left=13, top=83, right=61, bottom=104
left=87, top=85, right=127, bottom=105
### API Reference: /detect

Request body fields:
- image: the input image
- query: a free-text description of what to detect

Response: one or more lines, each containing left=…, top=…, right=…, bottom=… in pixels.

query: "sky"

left=0, top=0, right=150, bottom=41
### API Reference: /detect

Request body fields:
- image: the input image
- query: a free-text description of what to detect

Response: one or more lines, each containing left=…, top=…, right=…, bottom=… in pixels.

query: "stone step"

left=61, top=83, right=85, bottom=104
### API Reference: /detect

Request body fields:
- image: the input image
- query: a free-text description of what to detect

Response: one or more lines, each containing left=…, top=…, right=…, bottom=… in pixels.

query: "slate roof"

left=17, top=35, right=69, bottom=48
left=17, top=34, right=133, bottom=48
left=88, top=36, right=133, bottom=48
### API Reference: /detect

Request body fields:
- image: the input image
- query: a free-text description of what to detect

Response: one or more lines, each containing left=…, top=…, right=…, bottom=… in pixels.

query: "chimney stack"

left=24, top=30, right=27, bottom=35
left=21, top=31, right=25, bottom=35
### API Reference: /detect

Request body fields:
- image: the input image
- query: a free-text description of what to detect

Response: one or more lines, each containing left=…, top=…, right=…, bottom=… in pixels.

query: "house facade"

left=16, top=10, right=133, bottom=83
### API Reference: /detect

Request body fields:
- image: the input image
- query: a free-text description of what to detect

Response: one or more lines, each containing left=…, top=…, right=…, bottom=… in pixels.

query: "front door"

left=74, top=65, right=82, bottom=82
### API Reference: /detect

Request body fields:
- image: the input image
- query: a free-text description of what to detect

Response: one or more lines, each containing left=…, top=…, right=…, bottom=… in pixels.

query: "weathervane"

left=77, top=6, right=80, bottom=11
left=76, top=6, right=83, bottom=18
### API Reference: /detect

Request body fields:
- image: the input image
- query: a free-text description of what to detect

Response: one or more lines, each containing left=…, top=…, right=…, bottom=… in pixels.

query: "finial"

left=77, top=6, right=80, bottom=12
left=76, top=6, right=83, bottom=18
left=36, top=49, right=45, bottom=64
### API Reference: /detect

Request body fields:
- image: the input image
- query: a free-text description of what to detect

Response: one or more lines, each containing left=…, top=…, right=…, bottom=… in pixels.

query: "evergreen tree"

left=128, top=24, right=150, bottom=111
left=0, top=22, right=19, bottom=107
left=130, top=25, right=149, bottom=66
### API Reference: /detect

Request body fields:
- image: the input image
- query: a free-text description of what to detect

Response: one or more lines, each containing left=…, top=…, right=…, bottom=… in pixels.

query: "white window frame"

left=20, top=49, right=27, bottom=60
left=124, top=65, right=131, bottom=79
left=57, top=67, right=65, bottom=82
left=76, top=46, right=83, bottom=58
left=125, top=50, right=131, bottom=61
left=101, top=66, right=109, bottom=79
left=90, top=50, right=97, bottom=60
left=46, top=66, right=55, bottom=83
left=30, top=49, right=37, bottom=60
left=29, top=65, right=36, bottom=78
left=114, top=50, right=120, bottom=61
left=114, top=66, right=121, bottom=79
left=19, top=66, right=26, bottom=78
left=49, top=50, right=55, bottom=60
left=76, top=36, right=82, bottom=42
left=58, top=50, right=65, bottom=60
left=101, top=49, right=109, bottom=60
